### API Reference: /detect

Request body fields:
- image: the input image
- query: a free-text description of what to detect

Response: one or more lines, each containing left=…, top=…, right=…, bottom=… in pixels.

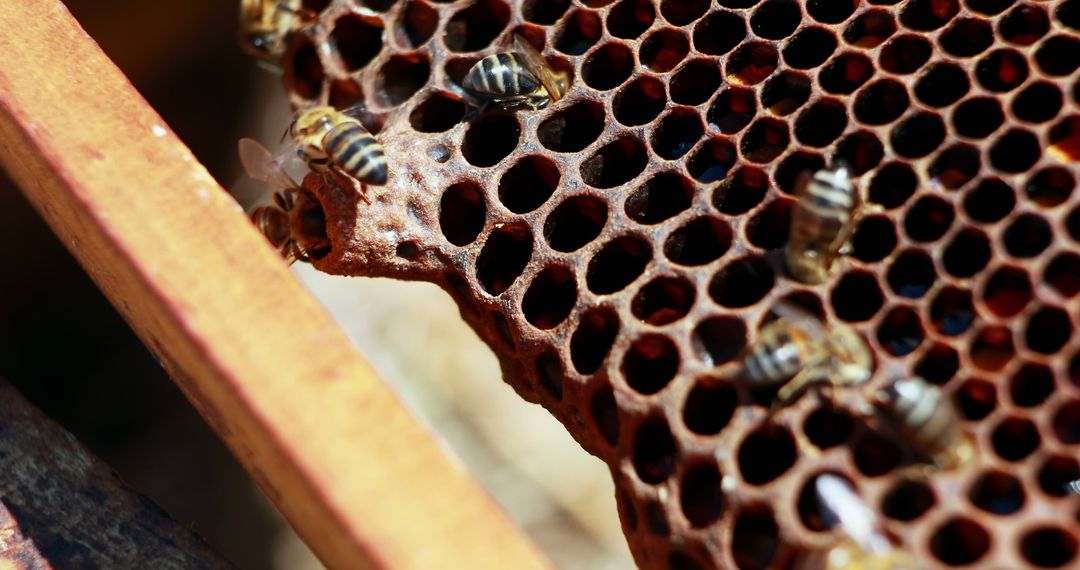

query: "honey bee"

left=240, top=138, right=329, bottom=264
left=740, top=303, right=874, bottom=408
left=786, top=162, right=861, bottom=284
left=876, top=376, right=974, bottom=470
left=290, top=106, right=388, bottom=187
left=239, top=0, right=310, bottom=62
left=463, top=34, right=570, bottom=110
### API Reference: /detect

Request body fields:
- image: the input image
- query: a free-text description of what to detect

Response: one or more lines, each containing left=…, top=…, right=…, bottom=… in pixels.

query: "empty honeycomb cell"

left=913, top=343, right=960, bottom=384
left=881, top=479, right=936, bottom=521
left=1022, top=528, right=1078, bottom=568
left=803, top=407, right=854, bottom=449
left=498, top=156, right=560, bottom=214
left=914, top=63, right=970, bottom=108
left=890, top=111, right=946, bottom=158
left=877, top=305, right=924, bottom=356
left=476, top=221, right=533, bottom=295
left=631, top=276, right=696, bottom=325
left=328, top=78, right=365, bottom=111
left=1026, top=166, right=1075, bottom=208
left=660, top=0, right=710, bottom=25
left=331, top=13, right=384, bottom=71
left=590, top=386, right=619, bottom=445
left=834, top=131, right=886, bottom=174
left=286, top=40, right=324, bottom=99
left=879, top=34, right=932, bottom=74
left=930, top=518, right=991, bottom=566
left=360, top=0, right=395, bottom=11
left=537, top=100, right=606, bottom=153
left=868, top=162, right=917, bottom=208
left=679, top=463, right=726, bottom=527
left=888, top=249, right=936, bottom=298
left=819, top=52, right=875, bottom=94
left=665, top=217, right=733, bottom=266
left=686, top=377, right=738, bottom=431
left=670, top=60, right=722, bottom=106
left=964, top=178, right=1015, bottom=223
left=971, top=326, right=1015, bottom=371
left=978, top=49, right=1031, bottom=93
left=583, top=43, right=634, bottom=90
left=899, top=0, right=959, bottom=31
left=969, top=470, right=1026, bottom=515
left=992, top=416, right=1041, bottom=461
left=749, top=0, right=801, bottom=40
left=1025, top=306, right=1071, bottom=355
left=521, top=0, right=570, bottom=25
left=1000, top=4, right=1050, bottom=46
left=668, top=550, right=706, bottom=570
left=956, top=377, right=998, bottom=420
left=929, top=144, right=980, bottom=190
left=761, top=71, right=810, bottom=116
left=708, top=87, right=757, bottom=134
left=806, top=0, right=857, bottom=23
left=953, top=97, right=1006, bottom=140
left=982, top=265, right=1032, bottom=318
left=374, top=52, right=430, bottom=107
left=1038, top=455, right=1080, bottom=498
left=852, top=432, right=902, bottom=476
left=691, top=317, right=746, bottom=369
left=1049, top=116, right=1080, bottom=163
left=443, top=56, right=477, bottom=88
left=607, top=0, right=654, bottom=39
left=850, top=216, right=896, bottom=263
left=942, top=227, right=992, bottom=278
left=1009, top=362, right=1054, bottom=408
left=782, top=26, right=838, bottom=70
left=580, top=136, right=647, bottom=188
left=1060, top=0, right=1080, bottom=29
left=626, top=172, right=693, bottom=224
left=854, top=79, right=909, bottom=125
left=793, top=99, right=847, bottom=148
left=652, top=109, right=705, bottom=160
left=709, top=255, right=774, bottom=308
left=462, top=113, right=519, bottom=167
left=639, top=28, right=690, bottom=73
left=843, top=9, right=896, bottom=48
left=614, top=76, right=667, bottom=127
left=693, top=10, right=746, bottom=56
left=1045, top=253, right=1080, bottom=298
left=774, top=151, right=825, bottom=195
left=1053, top=400, right=1080, bottom=445
left=730, top=506, right=779, bottom=570
left=939, top=18, right=995, bottom=58
left=570, top=306, right=619, bottom=374
left=726, top=42, right=779, bottom=86
left=440, top=181, right=486, bottom=246
left=746, top=198, right=792, bottom=250
left=832, top=271, right=885, bottom=322
left=622, top=333, right=681, bottom=395
left=797, top=472, right=854, bottom=531
left=737, top=426, right=797, bottom=485
left=544, top=195, right=607, bottom=252
left=713, top=166, right=768, bottom=215
left=632, top=417, right=677, bottom=483
left=409, top=92, right=466, bottom=132
left=740, top=118, right=790, bottom=162
left=1070, top=204, right=1080, bottom=243
left=1003, top=213, right=1052, bottom=258
left=965, top=0, right=1016, bottom=16
left=554, top=9, right=602, bottom=55
left=904, top=195, right=954, bottom=242
left=1035, top=35, right=1080, bottom=76
left=443, top=0, right=510, bottom=52
left=929, top=286, right=976, bottom=336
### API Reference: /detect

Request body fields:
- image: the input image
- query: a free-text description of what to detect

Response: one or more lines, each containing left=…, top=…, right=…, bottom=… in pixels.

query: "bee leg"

left=328, top=166, right=370, bottom=204
left=773, top=369, right=824, bottom=412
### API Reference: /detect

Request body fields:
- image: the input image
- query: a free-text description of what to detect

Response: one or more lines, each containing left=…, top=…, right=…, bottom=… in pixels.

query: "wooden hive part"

left=274, top=0, right=1080, bottom=567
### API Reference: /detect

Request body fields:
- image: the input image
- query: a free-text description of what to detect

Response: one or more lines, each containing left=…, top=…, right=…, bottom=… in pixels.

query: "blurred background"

left=0, top=1, right=632, bottom=568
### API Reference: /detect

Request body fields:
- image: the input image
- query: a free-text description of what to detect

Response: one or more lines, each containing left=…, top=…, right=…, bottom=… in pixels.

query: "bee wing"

left=339, top=103, right=386, bottom=135
left=769, top=300, right=827, bottom=337
left=239, top=137, right=297, bottom=190
left=512, top=34, right=562, bottom=98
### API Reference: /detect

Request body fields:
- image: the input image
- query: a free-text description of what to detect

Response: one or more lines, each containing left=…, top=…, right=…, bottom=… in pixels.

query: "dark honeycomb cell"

left=1021, top=528, right=1078, bottom=568
left=882, top=480, right=936, bottom=522
left=462, top=112, right=519, bottom=166
left=726, top=42, right=779, bottom=86
left=904, top=195, right=954, bottom=242
left=691, top=317, right=746, bottom=368
left=627, top=172, right=694, bottom=224
left=587, top=235, right=652, bottom=294
left=888, top=249, right=936, bottom=298
left=476, top=222, right=533, bottom=295
left=535, top=350, right=563, bottom=399
left=359, top=0, right=394, bottom=11
left=964, top=178, right=1015, bottom=223
left=1070, top=204, right=1080, bottom=243
left=834, top=131, right=885, bottom=174
left=956, top=377, right=998, bottom=420
left=709, top=256, right=774, bottom=308
left=853, top=432, right=902, bottom=477
left=969, top=470, right=1025, bottom=515
left=652, top=109, right=705, bottom=160
left=877, top=305, right=924, bottom=356
left=914, top=343, right=960, bottom=385
left=1060, top=0, right=1080, bottom=30
left=730, top=506, right=780, bottom=570
left=1027, top=166, right=1075, bottom=208
left=554, top=9, right=602, bottom=55
left=580, top=136, right=647, bottom=188
left=328, top=78, right=364, bottom=110
left=1049, top=116, right=1080, bottom=162
left=890, top=112, right=946, bottom=158
left=374, top=52, right=430, bottom=107
left=782, top=27, right=838, bottom=70
left=544, top=195, right=607, bottom=252
left=590, top=386, right=619, bottom=445
left=1036, top=35, right=1080, bottom=76
left=868, top=162, right=917, bottom=208
left=679, top=462, right=726, bottom=530
left=1046, top=252, right=1080, bottom=299
left=915, top=63, right=970, bottom=107
left=854, top=79, right=909, bottom=125
left=900, top=0, right=959, bottom=30
left=750, top=0, right=801, bottom=40
left=746, top=199, right=792, bottom=250
left=971, top=326, right=1015, bottom=372
left=410, top=92, right=466, bottom=132
left=444, top=0, right=509, bottom=52
left=570, top=306, right=619, bottom=374
left=1004, top=213, right=1052, bottom=258
left=643, top=501, right=668, bottom=535
left=879, top=34, right=932, bottom=74
left=632, top=276, right=696, bottom=325
left=623, top=334, right=680, bottom=395
left=806, top=0, right=856, bottom=23
left=522, top=0, right=570, bottom=25
left=761, top=72, right=811, bottom=116
left=671, top=60, right=722, bottom=106
left=713, top=166, right=768, bottom=215
left=669, top=551, right=706, bottom=570
left=943, top=227, right=992, bottom=278
left=1009, top=362, right=1054, bottom=407
left=1025, top=306, right=1071, bottom=355
left=930, top=518, right=991, bottom=566
left=954, top=97, right=1006, bottom=139
left=992, top=416, right=1041, bottom=461
left=977, top=49, right=1030, bottom=93
left=499, top=156, right=560, bottom=214
left=832, top=271, right=885, bottom=322
left=741, top=118, right=790, bottom=162
left=819, top=52, right=874, bottom=94
left=665, top=217, right=732, bottom=266
left=718, top=0, right=761, bottom=7
left=709, top=87, right=757, bottom=134
left=286, top=41, right=325, bottom=99
left=633, top=417, right=677, bottom=483
left=850, top=216, right=896, bottom=263
left=803, top=407, right=854, bottom=449
left=684, top=377, right=738, bottom=435
left=331, top=14, right=384, bottom=71
left=661, top=0, right=710, bottom=25
left=694, top=10, right=746, bottom=56
left=843, top=9, right=896, bottom=48
left=397, top=0, right=438, bottom=48
left=982, top=265, right=1033, bottom=317
left=1000, top=4, right=1050, bottom=45
left=640, top=28, right=690, bottom=72
left=582, top=43, right=634, bottom=90
left=930, top=287, right=975, bottom=336
left=1054, top=401, right=1080, bottom=445
left=940, top=17, right=995, bottom=57
left=615, top=76, right=667, bottom=127
left=1038, top=455, right=1080, bottom=498
left=929, top=144, right=980, bottom=190
left=794, top=99, right=847, bottom=148
left=440, top=181, right=486, bottom=246
left=737, top=426, right=797, bottom=485
left=966, top=0, right=1017, bottom=16
left=607, top=0, right=655, bottom=39
left=774, top=151, right=825, bottom=195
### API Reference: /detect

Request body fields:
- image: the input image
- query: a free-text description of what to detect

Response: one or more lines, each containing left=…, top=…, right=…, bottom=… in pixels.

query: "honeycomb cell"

left=888, top=249, right=936, bottom=298
left=633, top=417, right=677, bottom=483
left=943, top=227, right=992, bottom=278
left=679, top=463, right=726, bottom=527
left=440, top=181, right=486, bottom=246
left=879, top=34, right=932, bottom=74
left=726, top=41, right=779, bottom=86
left=819, top=52, right=874, bottom=94
left=660, top=0, right=710, bottom=25
left=969, top=470, right=1025, bottom=515
left=462, top=112, right=519, bottom=166
left=782, top=27, right=838, bottom=70
left=1060, top=0, right=1080, bottom=30
left=627, top=172, right=694, bottom=224
left=623, top=333, right=680, bottom=395
left=929, top=144, right=980, bottom=190
left=1045, top=253, right=1080, bottom=298
left=670, top=60, right=722, bottom=106
left=643, top=501, right=669, bottom=535
left=331, top=14, right=383, bottom=71
left=1026, top=166, right=1074, bottom=208
left=652, top=109, right=705, bottom=160
left=713, top=166, right=768, bottom=215
left=691, top=317, right=746, bottom=368
left=939, top=17, right=994, bottom=57
left=639, top=28, right=690, bottom=72
left=1025, top=306, right=1071, bottom=355
left=476, top=222, right=533, bottom=295
left=580, top=136, right=647, bottom=188
left=1009, top=362, right=1054, bottom=408
left=746, top=198, right=792, bottom=250
left=522, top=0, right=570, bottom=25
left=709, top=256, right=774, bottom=309
left=868, top=162, right=917, bottom=208
left=760, top=72, right=810, bottom=117
left=665, top=217, right=732, bottom=266
left=590, top=386, right=619, bottom=445
left=929, top=287, right=975, bottom=336
left=1021, top=528, right=1078, bottom=568
left=904, top=195, right=954, bottom=242
left=901, top=0, right=960, bottom=31
left=1036, top=35, right=1080, bottom=76
left=535, top=350, right=563, bottom=399
left=877, top=305, right=924, bottom=356
left=443, top=0, right=509, bottom=52
left=708, top=87, right=757, bottom=134
left=731, top=506, right=779, bottom=570
left=544, top=195, right=607, bottom=252
left=614, top=76, right=667, bottom=127
left=832, top=271, right=885, bottom=322
left=374, top=52, right=430, bottom=107
left=1000, top=4, right=1050, bottom=46
left=410, top=92, right=466, bottom=132
left=359, top=0, right=394, bottom=11
left=982, top=265, right=1032, bottom=318
left=890, top=111, right=946, bottom=158
left=693, top=10, right=746, bottom=56
left=850, top=216, right=896, bottom=263
left=1071, top=204, right=1080, bottom=243
left=328, top=78, right=365, bottom=110
left=1053, top=400, right=1080, bottom=445
left=750, top=0, right=801, bottom=40
left=913, top=343, right=960, bottom=384
left=606, top=0, right=655, bottom=39
left=498, top=156, right=559, bottom=214
left=882, top=480, right=937, bottom=522
left=741, top=118, right=791, bottom=162
left=587, top=235, right=652, bottom=294
left=834, top=131, right=886, bottom=175
left=964, top=178, right=1015, bottom=223
left=796, top=472, right=851, bottom=531
left=794, top=99, right=847, bottom=148
left=978, top=49, right=1030, bottom=93
left=570, top=306, right=619, bottom=374
left=803, top=407, right=854, bottom=449
left=1049, top=115, right=1080, bottom=162
left=583, top=43, right=634, bottom=90
left=954, top=97, right=1006, bottom=140
left=853, top=432, right=902, bottom=476
left=669, top=550, right=706, bottom=570
left=718, top=0, right=762, bottom=7
left=915, top=63, right=970, bottom=108
left=806, top=0, right=857, bottom=23
left=536, top=101, right=605, bottom=153
left=554, top=9, right=602, bottom=55
left=774, top=151, right=825, bottom=195
left=1038, top=455, right=1080, bottom=498
left=970, top=326, right=1015, bottom=372
left=286, top=41, right=324, bottom=99
left=843, top=9, right=896, bottom=48
left=966, top=0, right=1017, bottom=16
left=929, top=518, right=991, bottom=565
left=443, top=56, right=477, bottom=87
left=991, top=416, right=1040, bottom=461
left=632, top=276, right=696, bottom=325
left=956, top=377, right=997, bottom=420
left=737, top=426, right=797, bottom=485
left=854, top=79, right=909, bottom=125
left=1003, top=213, right=1052, bottom=258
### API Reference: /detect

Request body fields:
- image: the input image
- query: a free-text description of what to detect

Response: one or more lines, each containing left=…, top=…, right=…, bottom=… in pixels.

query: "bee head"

left=291, top=106, right=337, bottom=151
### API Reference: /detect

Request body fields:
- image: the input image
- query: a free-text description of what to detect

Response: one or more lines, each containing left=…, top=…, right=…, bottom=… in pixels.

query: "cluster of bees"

left=237, top=2, right=987, bottom=568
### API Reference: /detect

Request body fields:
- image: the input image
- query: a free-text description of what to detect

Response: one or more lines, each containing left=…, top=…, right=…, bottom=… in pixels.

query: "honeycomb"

left=267, top=0, right=1080, bottom=567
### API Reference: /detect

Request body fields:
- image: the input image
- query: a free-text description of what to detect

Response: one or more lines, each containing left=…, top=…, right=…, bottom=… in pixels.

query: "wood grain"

left=0, top=2, right=548, bottom=569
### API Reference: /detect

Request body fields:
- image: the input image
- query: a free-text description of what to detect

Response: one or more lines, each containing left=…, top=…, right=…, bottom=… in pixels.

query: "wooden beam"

left=0, top=2, right=548, bottom=569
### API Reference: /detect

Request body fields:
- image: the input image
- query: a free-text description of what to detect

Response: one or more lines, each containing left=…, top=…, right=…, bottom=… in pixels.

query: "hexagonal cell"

left=774, top=151, right=825, bottom=195
left=750, top=0, right=801, bottom=40
left=877, top=305, right=924, bottom=356
left=1025, top=306, right=1072, bottom=355
left=607, top=0, right=655, bottom=39
left=976, top=48, right=1030, bottom=93
left=915, top=63, right=970, bottom=108
left=614, top=76, right=667, bottom=127
left=888, top=249, right=935, bottom=298
left=626, top=171, right=694, bottom=224
left=852, top=432, right=902, bottom=477
left=409, top=92, right=466, bottom=132
left=914, top=344, right=960, bottom=385
left=462, top=112, right=520, bottom=167
left=396, top=1, right=439, bottom=48
left=679, top=462, right=726, bottom=528
left=582, top=42, right=634, bottom=90
left=731, top=505, right=779, bottom=570
left=940, top=17, right=993, bottom=57
left=929, top=143, right=980, bottom=190
left=374, top=52, right=431, bottom=107
left=854, top=79, right=909, bottom=125
left=953, top=97, right=1005, bottom=139
left=587, top=235, right=652, bottom=294
left=554, top=9, right=602, bottom=55
left=537, top=100, right=606, bottom=152
left=761, top=71, right=810, bottom=116
left=522, top=0, right=570, bottom=25
left=991, top=416, right=1041, bottom=461
left=1059, top=0, right=1080, bottom=30
left=708, top=87, right=757, bottom=134
left=580, top=136, right=647, bottom=188
left=544, top=195, right=607, bottom=252
left=694, top=10, right=746, bottom=56
left=929, top=518, right=991, bottom=566
left=358, top=0, right=395, bottom=11
left=843, top=9, right=895, bottom=47
left=1049, top=115, right=1080, bottom=163
left=710, top=255, right=774, bottom=308
left=1035, top=35, right=1080, bottom=76
left=970, top=326, right=1015, bottom=372
left=665, top=217, right=732, bottom=266
left=443, top=0, right=509, bottom=52
left=819, top=52, right=874, bottom=94
left=1037, top=455, right=1080, bottom=498
left=632, top=417, right=677, bottom=483
left=797, top=472, right=856, bottom=531
left=589, top=386, right=619, bottom=445
left=831, top=271, right=885, bottom=322
left=879, top=34, right=932, bottom=74
left=881, top=479, right=936, bottom=521
left=440, top=181, right=486, bottom=246
left=1004, top=213, right=1052, bottom=258
left=969, top=470, right=1025, bottom=515
left=631, top=275, right=696, bottom=325
left=783, top=26, right=837, bottom=70
left=498, top=156, right=560, bottom=214
left=1045, top=252, right=1080, bottom=298
left=726, top=41, right=779, bottom=86
left=868, top=162, right=916, bottom=209
left=890, top=111, right=946, bottom=158
left=737, top=426, right=797, bottom=484
left=670, top=60, right=722, bottom=106
left=713, top=166, right=768, bottom=215
left=964, top=178, right=1015, bottom=223
left=834, top=131, right=885, bottom=175
left=943, top=227, right=992, bottom=278
left=1020, top=527, right=1078, bottom=568
left=1009, top=362, right=1054, bottom=408
left=850, top=216, right=896, bottom=263
left=955, top=377, right=997, bottom=421
left=803, top=407, right=854, bottom=450
left=285, top=40, right=325, bottom=100
left=741, top=117, right=790, bottom=162
left=569, top=306, right=618, bottom=375
left=966, top=0, right=1016, bottom=16
left=899, top=0, right=959, bottom=30
left=1000, top=4, right=1050, bottom=46
left=795, top=99, right=849, bottom=147
left=660, top=0, right=710, bottom=25
left=1053, top=400, right=1080, bottom=445
left=982, top=265, right=1033, bottom=317
left=639, top=28, right=690, bottom=72
left=1026, top=166, right=1075, bottom=207
left=652, top=108, right=705, bottom=160
left=691, top=316, right=746, bottom=369
left=476, top=221, right=533, bottom=295
left=746, top=198, right=792, bottom=250
left=904, top=195, right=954, bottom=242
left=929, top=286, right=975, bottom=336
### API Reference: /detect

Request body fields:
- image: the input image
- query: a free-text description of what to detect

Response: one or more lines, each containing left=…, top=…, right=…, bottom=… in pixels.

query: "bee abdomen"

left=744, top=336, right=801, bottom=385
left=464, top=53, right=539, bottom=98
left=324, top=122, right=387, bottom=185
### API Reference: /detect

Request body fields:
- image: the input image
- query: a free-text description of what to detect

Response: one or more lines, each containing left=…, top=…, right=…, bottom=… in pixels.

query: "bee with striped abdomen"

left=290, top=106, right=388, bottom=187
left=463, top=34, right=570, bottom=111
left=239, top=0, right=311, bottom=63
left=786, top=162, right=861, bottom=284
left=740, top=303, right=874, bottom=409
left=876, top=376, right=974, bottom=471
